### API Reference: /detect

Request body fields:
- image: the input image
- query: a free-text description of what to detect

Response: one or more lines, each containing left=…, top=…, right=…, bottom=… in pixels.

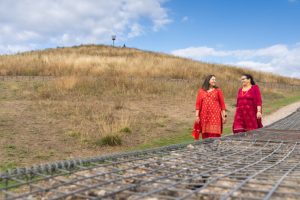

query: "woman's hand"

left=195, top=116, right=200, bottom=123
left=221, top=110, right=226, bottom=124
left=222, top=114, right=227, bottom=124
left=257, top=111, right=262, bottom=119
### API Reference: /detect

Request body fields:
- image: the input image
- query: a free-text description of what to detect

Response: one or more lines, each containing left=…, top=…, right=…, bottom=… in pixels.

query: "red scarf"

left=192, top=121, right=201, bottom=140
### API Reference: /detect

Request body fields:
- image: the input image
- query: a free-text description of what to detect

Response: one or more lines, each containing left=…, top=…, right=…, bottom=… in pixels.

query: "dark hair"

left=242, top=74, right=256, bottom=85
left=202, top=75, right=218, bottom=91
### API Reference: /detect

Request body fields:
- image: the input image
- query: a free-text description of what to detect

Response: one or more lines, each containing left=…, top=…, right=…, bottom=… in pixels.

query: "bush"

left=95, top=135, right=122, bottom=146
left=120, top=127, right=131, bottom=133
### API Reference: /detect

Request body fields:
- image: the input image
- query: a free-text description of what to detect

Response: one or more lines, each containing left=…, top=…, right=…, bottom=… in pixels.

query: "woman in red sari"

left=192, top=75, right=226, bottom=140
left=233, top=74, right=263, bottom=134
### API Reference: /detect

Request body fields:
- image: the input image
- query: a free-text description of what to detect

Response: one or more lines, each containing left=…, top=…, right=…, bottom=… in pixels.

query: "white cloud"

left=171, top=46, right=229, bottom=58
left=171, top=44, right=300, bottom=78
left=181, top=16, right=189, bottom=22
left=231, top=61, right=274, bottom=72
left=0, top=0, right=170, bottom=54
left=0, top=44, right=36, bottom=54
left=172, top=44, right=290, bottom=59
left=288, top=0, right=298, bottom=3
left=128, top=23, right=144, bottom=38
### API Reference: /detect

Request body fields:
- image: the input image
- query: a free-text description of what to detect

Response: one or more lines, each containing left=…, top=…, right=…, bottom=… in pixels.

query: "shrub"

left=120, top=127, right=131, bottom=134
left=95, top=135, right=122, bottom=146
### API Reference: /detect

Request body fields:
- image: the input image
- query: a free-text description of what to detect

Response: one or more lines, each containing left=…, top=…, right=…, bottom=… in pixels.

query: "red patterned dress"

left=233, top=85, right=263, bottom=133
left=193, top=88, right=226, bottom=139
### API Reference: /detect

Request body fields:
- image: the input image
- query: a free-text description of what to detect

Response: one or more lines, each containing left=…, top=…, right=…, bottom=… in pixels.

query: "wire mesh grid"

left=1, top=108, right=300, bottom=200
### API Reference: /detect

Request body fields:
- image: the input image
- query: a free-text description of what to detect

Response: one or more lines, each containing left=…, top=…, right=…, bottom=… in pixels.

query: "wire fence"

left=1, top=108, right=300, bottom=199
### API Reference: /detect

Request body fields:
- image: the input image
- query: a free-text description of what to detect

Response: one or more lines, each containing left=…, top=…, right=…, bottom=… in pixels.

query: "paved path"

left=263, top=101, right=300, bottom=126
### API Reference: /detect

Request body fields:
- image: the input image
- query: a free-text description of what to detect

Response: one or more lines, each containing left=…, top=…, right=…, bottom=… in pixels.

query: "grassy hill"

left=0, top=44, right=300, bottom=171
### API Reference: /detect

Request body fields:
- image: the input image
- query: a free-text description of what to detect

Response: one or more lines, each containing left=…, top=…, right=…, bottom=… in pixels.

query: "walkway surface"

left=263, top=101, right=300, bottom=126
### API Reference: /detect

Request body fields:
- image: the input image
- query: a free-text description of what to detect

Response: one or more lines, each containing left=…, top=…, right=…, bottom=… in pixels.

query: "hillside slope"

left=0, top=45, right=299, bottom=170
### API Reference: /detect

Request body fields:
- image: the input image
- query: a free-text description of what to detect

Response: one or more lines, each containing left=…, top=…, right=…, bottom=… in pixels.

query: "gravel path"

left=263, top=101, right=300, bottom=126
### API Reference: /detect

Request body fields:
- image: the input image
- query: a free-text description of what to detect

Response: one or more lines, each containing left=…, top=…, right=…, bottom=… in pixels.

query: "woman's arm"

left=217, top=89, right=226, bottom=110
left=218, top=89, right=226, bottom=123
left=254, top=85, right=262, bottom=119
left=255, top=85, right=262, bottom=107
left=195, top=89, right=203, bottom=122
left=195, top=110, right=200, bottom=118
left=195, top=89, right=203, bottom=112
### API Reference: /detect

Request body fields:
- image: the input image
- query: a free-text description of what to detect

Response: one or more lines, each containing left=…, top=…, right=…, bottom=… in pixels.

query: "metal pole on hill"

left=112, top=35, right=116, bottom=47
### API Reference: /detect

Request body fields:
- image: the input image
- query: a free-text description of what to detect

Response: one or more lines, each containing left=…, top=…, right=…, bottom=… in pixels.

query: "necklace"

left=242, top=86, right=252, bottom=96
left=242, top=90, right=248, bottom=96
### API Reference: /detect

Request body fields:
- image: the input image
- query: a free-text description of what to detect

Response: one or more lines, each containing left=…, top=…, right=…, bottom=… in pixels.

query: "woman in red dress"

left=233, top=74, right=263, bottom=134
left=192, top=75, right=226, bottom=140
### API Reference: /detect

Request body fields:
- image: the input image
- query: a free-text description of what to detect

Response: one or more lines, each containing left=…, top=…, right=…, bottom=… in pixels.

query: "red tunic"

left=193, top=88, right=226, bottom=140
left=233, top=85, right=263, bottom=134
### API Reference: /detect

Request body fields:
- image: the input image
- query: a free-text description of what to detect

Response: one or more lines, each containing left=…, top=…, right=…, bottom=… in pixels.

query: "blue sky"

left=133, top=0, right=300, bottom=50
left=0, top=0, right=299, bottom=77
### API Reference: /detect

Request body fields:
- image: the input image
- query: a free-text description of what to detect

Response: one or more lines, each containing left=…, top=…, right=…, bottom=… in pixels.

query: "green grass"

left=95, top=135, right=122, bottom=146
left=120, top=127, right=132, bottom=134
left=0, top=162, right=18, bottom=172
left=263, top=93, right=300, bottom=115
left=135, top=125, right=234, bottom=150
left=0, top=179, right=18, bottom=190
left=132, top=127, right=194, bottom=150
left=223, top=126, right=233, bottom=136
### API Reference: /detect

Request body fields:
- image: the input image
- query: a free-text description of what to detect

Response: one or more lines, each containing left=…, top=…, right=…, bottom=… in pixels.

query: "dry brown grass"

left=1, top=44, right=299, bottom=102
left=1, top=45, right=299, bottom=84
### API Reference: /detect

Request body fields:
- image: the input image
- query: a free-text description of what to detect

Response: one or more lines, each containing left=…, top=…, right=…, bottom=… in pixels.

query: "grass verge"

left=263, top=93, right=300, bottom=115
left=131, top=94, right=300, bottom=151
